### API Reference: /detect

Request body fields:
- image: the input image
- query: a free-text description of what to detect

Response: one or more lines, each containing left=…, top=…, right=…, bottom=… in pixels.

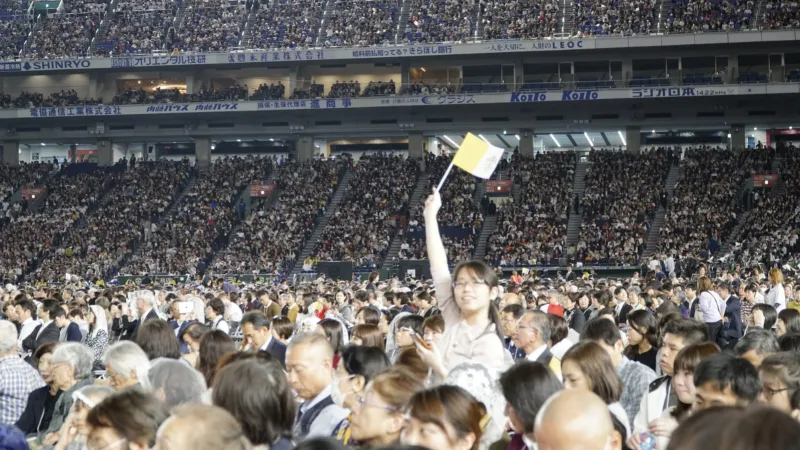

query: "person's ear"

left=352, top=374, right=366, bottom=392
left=606, top=429, right=623, bottom=450
left=455, top=432, right=477, bottom=450
left=386, top=412, right=405, bottom=435
left=614, top=339, right=625, bottom=354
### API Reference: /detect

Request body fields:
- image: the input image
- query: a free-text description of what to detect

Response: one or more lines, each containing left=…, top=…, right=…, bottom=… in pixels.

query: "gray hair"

left=735, top=329, right=780, bottom=357
left=52, top=343, right=95, bottom=380
left=524, top=310, right=552, bottom=344
left=144, top=358, right=207, bottom=408
left=104, top=341, right=151, bottom=382
left=0, top=320, right=18, bottom=354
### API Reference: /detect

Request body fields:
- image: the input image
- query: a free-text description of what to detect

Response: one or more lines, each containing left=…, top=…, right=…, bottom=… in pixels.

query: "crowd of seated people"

left=665, top=0, right=754, bottom=33
left=573, top=0, right=656, bottom=36
left=659, top=146, right=770, bottom=259
left=248, top=0, right=323, bottom=49
left=212, top=158, right=349, bottom=275
left=485, top=151, right=575, bottom=267
left=576, top=149, right=668, bottom=265
left=169, top=0, right=245, bottom=52
left=762, top=0, right=800, bottom=29
left=736, top=147, right=800, bottom=267
left=93, top=6, right=172, bottom=56
left=0, top=161, right=52, bottom=204
left=327, top=81, right=361, bottom=98
left=481, top=0, right=558, bottom=40
left=289, top=83, right=324, bottom=99
left=2, top=170, right=111, bottom=283
left=250, top=82, right=286, bottom=100
left=312, top=154, right=419, bottom=268
left=26, top=13, right=100, bottom=59
left=398, top=234, right=474, bottom=262
left=111, top=84, right=248, bottom=104
left=0, top=17, right=31, bottom=60
left=362, top=80, right=396, bottom=96
left=403, top=0, right=475, bottom=43
left=399, top=82, right=455, bottom=95
left=322, top=0, right=398, bottom=47
left=32, top=160, right=193, bottom=282
left=123, top=156, right=273, bottom=275
left=0, top=90, right=102, bottom=108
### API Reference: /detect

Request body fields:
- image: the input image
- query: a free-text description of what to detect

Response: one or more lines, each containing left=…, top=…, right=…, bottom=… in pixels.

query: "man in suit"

left=260, top=291, right=281, bottom=319
left=517, top=311, right=560, bottom=376
left=131, top=292, right=161, bottom=342
left=241, top=311, right=287, bottom=367
left=22, top=300, right=61, bottom=356
left=168, top=300, right=195, bottom=354
left=54, top=308, right=82, bottom=342
left=718, top=282, right=743, bottom=347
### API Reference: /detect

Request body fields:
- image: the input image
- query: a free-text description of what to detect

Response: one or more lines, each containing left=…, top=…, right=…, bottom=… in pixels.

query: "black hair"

left=40, top=299, right=61, bottom=319
left=779, top=333, right=800, bottom=352
left=693, top=353, right=761, bottom=404
left=318, top=319, right=345, bottom=354
left=241, top=311, right=271, bottom=330
left=395, top=315, right=424, bottom=336
left=502, top=303, right=525, bottom=319
left=339, top=345, right=390, bottom=383
left=779, top=309, right=800, bottom=335
left=663, top=318, right=709, bottom=346
left=734, top=329, right=780, bottom=357
left=580, top=317, right=622, bottom=346
left=753, top=304, right=778, bottom=330
left=627, top=309, right=660, bottom=347
left=207, top=298, right=226, bottom=316
left=15, top=300, right=37, bottom=319
left=499, top=361, right=562, bottom=434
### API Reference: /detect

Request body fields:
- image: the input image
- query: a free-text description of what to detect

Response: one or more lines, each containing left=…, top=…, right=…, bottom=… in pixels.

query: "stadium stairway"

left=316, top=0, right=338, bottom=47
left=381, top=171, right=430, bottom=271
left=396, top=0, right=411, bottom=44
left=472, top=215, right=496, bottom=261
left=289, top=168, right=353, bottom=276
left=89, top=4, right=114, bottom=55
left=643, top=163, right=681, bottom=258
left=566, top=160, right=588, bottom=247
left=722, top=210, right=751, bottom=252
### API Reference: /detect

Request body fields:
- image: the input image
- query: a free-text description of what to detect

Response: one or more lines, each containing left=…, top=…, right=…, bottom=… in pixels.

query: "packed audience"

left=665, top=0, right=754, bottom=33
left=481, top=0, right=558, bottom=40
left=399, top=82, right=456, bottom=95
left=4, top=200, right=800, bottom=450
left=577, top=149, right=669, bottom=265
left=659, top=147, right=770, bottom=258
left=123, top=156, right=272, bottom=276
left=486, top=151, right=575, bottom=267
left=33, top=160, right=193, bottom=283
left=0, top=90, right=102, bottom=109
left=26, top=14, right=99, bottom=59
left=0, top=161, right=52, bottom=204
left=212, top=158, right=349, bottom=274
left=0, top=169, right=111, bottom=284
left=93, top=9, right=172, bottom=56
left=170, top=0, right=245, bottom=52
left=762, top=0, right=800, bottom=29
left=312, top=154, right=419, bottom=268
left=403, top=0, right=475, bottom=43
left=250, top=82, right=286, bottom=100
left=111, top=84, right=249, bottom=104
left=248, top=0, right=323, bottom=49
left=573, top=0, right=657, bottom=36
left=322, top=0, right=398, bottom=47
left=0, top=17, right=31, bottom=60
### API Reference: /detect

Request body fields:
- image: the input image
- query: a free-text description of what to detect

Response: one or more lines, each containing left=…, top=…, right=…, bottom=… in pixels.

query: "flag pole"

left=436, top=162, right=454, bottom=192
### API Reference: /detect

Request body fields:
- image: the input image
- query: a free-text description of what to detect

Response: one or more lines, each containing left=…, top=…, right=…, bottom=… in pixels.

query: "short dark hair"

left=53, top=308, right=67, bottom=319
left=356, top=307, right=380, bottom=325
left=395, top=315, right=424, bottom=336
left=779, top=309, right=800, bottom=335
left=207, top=299, right=226, bottom=316
left=136, top=319, right=181, bottom=360
left=212, top=358, right=296, bottom=446
left=422, top=314, right=444, bottom=334
left=753, top=304, right=778, bottom=330
left=663, top=318, right=709, bottom=346
left=499, top=361, right=562, bottom=433
left=15, top=300, right=36, bottom=319
left=86, top=390, right=169, bottom=448
left=734, top=329, right=780, bottom=357
left=502, top=304, right=525, bottom=319
left=33, top=342, right=58, bottom=366
left=779, top=333, right=800, bottom=352
left=339, top=345, right=390, bottom=383
left=241, top=311, right=271, bottom=330
left=580, top=317, right=622, bottom=346
left=40, top=299, right=61, bottom=318
left=271, top=316, right=294, bottom=340
left=197, top=330, right=236, bottom=386
left=693, top=353, right=761, bottom=404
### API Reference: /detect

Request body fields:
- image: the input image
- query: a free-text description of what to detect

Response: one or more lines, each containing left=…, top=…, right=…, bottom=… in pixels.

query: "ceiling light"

left=40, top=143, right=45, bottom=146
left=651, top=129, right=655, bottom=133
left=478, top=134, right=490, bottom=143
left=583, top=132, right=593, bottom=146
left=550, top=134, right=561, bottom=148
left=754, top=127, right=758, bottom=131
left=236, top=139, right=241, bottom=142
left=515, top=134, right=520, bottom=140
left=443, top=135, right=458, bottom=147
left=269, top=138, right=274, bottom=141
left=618, top=130, right=626, bottom=146
left=727, top=133, right=732, bottom=138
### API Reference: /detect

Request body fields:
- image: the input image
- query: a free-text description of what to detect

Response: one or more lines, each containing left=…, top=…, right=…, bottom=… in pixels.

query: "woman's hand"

left=754, top=309, right=765, bottom=328
left=53, top=413, right=78, bottom=450
left=414, top=338, right=446, bottom=379
left=649, top=416, right=679, bottom=437
left=423, top=189, right=442, bottom=219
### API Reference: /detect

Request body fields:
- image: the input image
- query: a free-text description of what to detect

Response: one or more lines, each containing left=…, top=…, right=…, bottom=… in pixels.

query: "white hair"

left=104, top=341, right=151, bottom=382
left=52, top=342, right=95, bottom=380
left=143, top=358, right=207, bottom=408
left=0, top=320, right=18, bottom=354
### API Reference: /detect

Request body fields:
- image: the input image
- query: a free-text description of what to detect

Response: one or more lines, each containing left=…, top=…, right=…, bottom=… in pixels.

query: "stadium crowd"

left=93, top=9, right=172, bottom=56
left=664, top=0, right=754, bottom=33
left=212, top=158, right=349, bottom=274
left=577, top=149, right=669, bottom=265
left=573, top=0, right=657, bottom=36
left=170, top=0, right=245, bottom=52
left=123, top=156, right=273, bottom=276
left=26, top=14, right=99, bottom=59
left=403, top=0, right=475, bottom=43
left=322, top=0, right=399, bottom=47
left=0, top=162, right=52, bottom=206
left=3, top=185, right=800, bottom=450
left=248, top=0, right=323, bottom=49
left=481, top=0, right=558, bottom=40
left=486, top=151, right=575, bottom=267
left=312, top=154, right=419, bottom=269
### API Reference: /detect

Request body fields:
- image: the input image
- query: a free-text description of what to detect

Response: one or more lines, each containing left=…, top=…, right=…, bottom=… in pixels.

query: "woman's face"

left=423, top=327, right=443, bottom=347
left=87, top=311, right=96, bottom=326
left=334, top=364, right=361, bottom=410
left=350, top=386, right=399, bottom=442
left=562, top=360, right=590, bottom=391
left=578, top=296, right=590, bottom=309
left=672, top=369, right=696, bottom=405
left=52, top=360, right=74, bottom=390
left=778, top=318, right=787, bottom=337
left=38, top=353, right=54, bottom=384
left=453, top=270, right=494, bottom=317
left=73, top=401, right=94, bottom=435
left=759, top=371, right=793, bottom=412
left=401, top=414, right=474, bottom=450
left=395, top=327, right=414, bottom=348
left=336, top=292, right=346, bottom=304
left=627, top=323, right=643, bottom=345
left=355, top=312, right=366, bottom=326
left=87, top=425, right=126, bottom=450
left=378, top=315, right=389, bottom=335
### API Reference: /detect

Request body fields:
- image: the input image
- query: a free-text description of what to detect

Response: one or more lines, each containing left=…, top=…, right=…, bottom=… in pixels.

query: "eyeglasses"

left=356, top=395, right=400, bottom=413
left=452, top=280, right=488, bottom=290
left=762, top=386, right=791, bottom=399
left=398, top=327, right=414, bottom=333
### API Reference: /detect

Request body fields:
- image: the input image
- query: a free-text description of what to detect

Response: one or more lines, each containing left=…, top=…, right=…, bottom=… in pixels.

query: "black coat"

left=130, top=309, right=162, bottom=342
left=15, top=386, right=62, bottom=435
left=263, top=339, right=287, bottom=368
left=22, top=322, right=60, bottom=355
left=724, top=296, right=744, bottom=341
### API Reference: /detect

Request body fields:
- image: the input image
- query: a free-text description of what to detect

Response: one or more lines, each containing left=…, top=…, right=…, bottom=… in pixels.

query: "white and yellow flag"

left=452, top=133, right=505, bottom=179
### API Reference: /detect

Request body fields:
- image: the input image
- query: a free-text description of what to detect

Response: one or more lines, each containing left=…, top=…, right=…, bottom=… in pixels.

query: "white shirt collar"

left=259, top=334, right=273, bottom=352
left=526, top=344, right=548, bottom=362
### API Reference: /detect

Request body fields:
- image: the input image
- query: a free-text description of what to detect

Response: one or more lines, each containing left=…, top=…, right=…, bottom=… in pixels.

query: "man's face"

left=15, top=305, right=27, bottom=321
left=4, top=305, right=17, bottom=321
left=241, top=322, right=268, bottom=349
left=502, top=312, right=518, bottom=338
left=693, top=382, right=744, bottom=412
left=660, top=333, right=686, bottom=376
left=514, top=315, right=539, bottom=350
left=286, top=344, right=331, bottom=400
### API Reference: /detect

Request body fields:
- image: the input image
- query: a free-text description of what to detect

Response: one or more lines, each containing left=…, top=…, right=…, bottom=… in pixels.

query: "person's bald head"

left=156, top=404, right=251, bottom=450
left=535, top=390, right=622, bottom=450
left=286, top=332, right=335, bottom=400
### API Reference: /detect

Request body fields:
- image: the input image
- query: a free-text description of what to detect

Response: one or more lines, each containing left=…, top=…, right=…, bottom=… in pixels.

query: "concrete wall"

left=2, top=74, right=91, bottom=98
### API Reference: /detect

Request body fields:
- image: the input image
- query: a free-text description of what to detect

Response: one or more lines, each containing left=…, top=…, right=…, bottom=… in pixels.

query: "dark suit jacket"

left=131, top=309, right=161, bottom=342
left=724, top=295, right=744, bottom=340
left=263, top=339, right=287, bottom=367
left=65, top=322, right=82, bottom=342
left=23, top=321, right=60, bottom=354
